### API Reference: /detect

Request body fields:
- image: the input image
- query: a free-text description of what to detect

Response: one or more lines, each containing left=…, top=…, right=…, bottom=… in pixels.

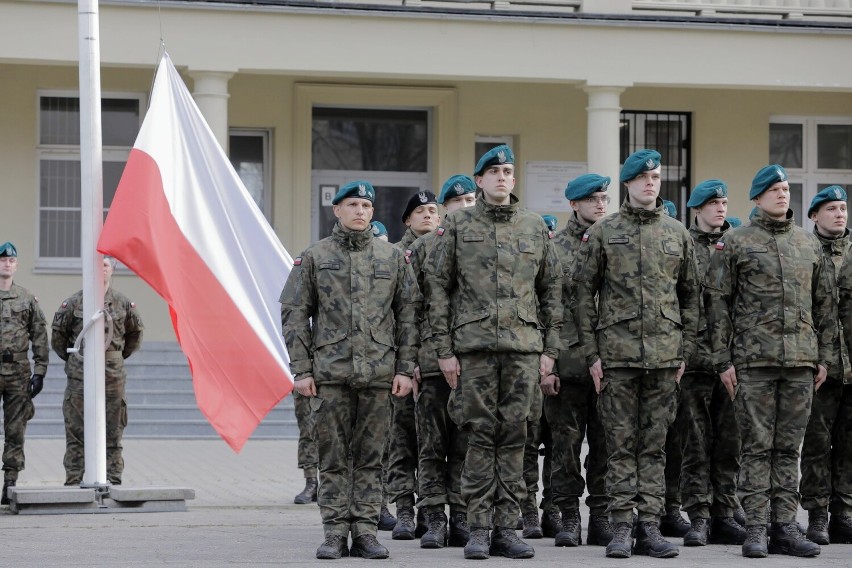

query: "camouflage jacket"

left=552, top=213, right=591, bottom=379
left=424, top=194, right=563, bottom=358
left=814, top=227, right=851, bottom=380
left=573, top=198, right=699, bottom=370
left=397, top=227, right=420, bottom=251
left=704, top=209, right=835, bottom=373
left=408, top=230, right=441, bottom=379
left=0, top=283, right=49, bottom=377
left=688, top=221, right=730, bottom=372
left=279, top=222, right=420, bottom=388
left=51, top=287, right=144, bottom=380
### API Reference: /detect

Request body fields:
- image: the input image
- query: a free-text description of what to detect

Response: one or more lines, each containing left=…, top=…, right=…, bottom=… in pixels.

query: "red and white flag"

left=98, top=53, right=293, bottom=452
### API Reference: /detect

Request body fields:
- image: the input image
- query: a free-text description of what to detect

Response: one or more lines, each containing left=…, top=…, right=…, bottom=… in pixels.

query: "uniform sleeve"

left=813, top=251, right=838, bottom=370
left=536, top=226, right=563, bottom=359
left=51, top=298, right=74, bottom=361
left=122, top=299, right=144, bottom=359
left=704, top=241, right=735, bottom=373
left=28, top=297, right=50, bottom=375
left=423, top=219, right=458, bottom=359
left=676, top=233, right=700, bottom=365
left=279, top=251, right=317, bottom=378
left=392, top=252, right=421, bottom=377
left=572, top=226, right=603, bottom=367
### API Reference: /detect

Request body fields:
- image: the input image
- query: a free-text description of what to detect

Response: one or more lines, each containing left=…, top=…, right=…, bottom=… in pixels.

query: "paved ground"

left=3, top=438, right=850, bottom=567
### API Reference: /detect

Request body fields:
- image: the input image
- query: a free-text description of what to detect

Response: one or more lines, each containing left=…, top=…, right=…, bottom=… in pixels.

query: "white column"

left=189, top=71, right=233, bottom=152
left=583, top=86, right=625, bottom=214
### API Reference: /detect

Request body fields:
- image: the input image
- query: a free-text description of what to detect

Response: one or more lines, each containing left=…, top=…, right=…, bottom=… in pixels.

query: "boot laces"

left=642, top=521, right=666, bottom=544
left=745, top=525, right=765, bottom=543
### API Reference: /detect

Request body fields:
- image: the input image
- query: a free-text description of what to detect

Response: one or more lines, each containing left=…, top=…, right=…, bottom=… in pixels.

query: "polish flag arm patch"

left=715, top=242, right=725, bottom=250
left=581, top=233, right=589, bottom=242
left=293, top=257, right=302, bottom=266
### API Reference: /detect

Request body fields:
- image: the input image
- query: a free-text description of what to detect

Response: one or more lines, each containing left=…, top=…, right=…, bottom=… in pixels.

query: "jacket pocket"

left=660, top=304, right=682, bottom=328
left=517, top=305, right=541, bottom=329
left=370, top=327, right=396, bottom=348
left=596, top=307, right=639, bottom=331
left=452, top=307, right=490, bottom=329
left=734, top=310, right=778, bottom=334
left=313, top=328, right=348, bottom=349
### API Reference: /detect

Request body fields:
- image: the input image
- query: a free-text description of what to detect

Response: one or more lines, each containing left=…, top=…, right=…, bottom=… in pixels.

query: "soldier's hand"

left=392, top=374, right=413, bottom=398
left=439, top=356, right=461, bottom=389
left=675, top=362, right=685, bottom=384
left=294, top=376, right=317, bottom=397
left=29, top=374, right=44, bottom=399
left=589, top=358, right=603, bottom=394
left=719, top=366, right=737, bottom=401
left=540, top=373, right=560, bottom=396
left=814, top=364, right=828, bottom=391
left=539, top=354, right=555, bottom=378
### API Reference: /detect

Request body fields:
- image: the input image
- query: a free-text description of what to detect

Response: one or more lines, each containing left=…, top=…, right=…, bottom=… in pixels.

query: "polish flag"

left=98, top=53, right=293, bottom=452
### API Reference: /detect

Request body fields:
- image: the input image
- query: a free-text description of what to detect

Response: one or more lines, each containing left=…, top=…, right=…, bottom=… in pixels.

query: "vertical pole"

left=584, top=86, right=626, bottom=214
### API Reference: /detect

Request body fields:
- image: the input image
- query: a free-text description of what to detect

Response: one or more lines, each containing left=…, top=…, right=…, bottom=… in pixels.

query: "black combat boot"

left=1, top=480, right=15, bottom=506
left=555, top=509, right=581, bottom=547
left=768, top=522, right=821, bottom=557
left=659, top=506, right=690, bottom=538
left=742, top=525, right=768, bottom=558
left=521, top=510, right=543, bottom=539
left=315, top=534, right=349, bottom=559
left=293, top=477, right=317, bottom=505
left=829, top=514, right=852, bottom=544
left=464, top=526, right=491, bottom=560
left=448, top=510, right=470, bottom=547
left=415, top=507, right=428, bottom=538
left=489, top=526, right=535, bottom=559
left=392, top=505, right=416, bottom=540
left=710, top=516, right=747, bottom=545
left=420, top=510, right=448, bottom=549
left=541, top=509, right=561, bottom=538
left=605, top=521, right=633, bottom=558
left=587, top=514, right=614, bottom=546
left=683, top=517, right=709, bottom=547
left=806, top=509, right=829, bottom=545
left=350, top=534, right=389, bottom=559
left=634, top=520, right=679, bottom=558
left=378, top=503, right=396, bottom=531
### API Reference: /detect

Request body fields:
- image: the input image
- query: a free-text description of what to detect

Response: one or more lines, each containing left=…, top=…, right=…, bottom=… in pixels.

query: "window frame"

left=229, top=127, right=273, bottom=223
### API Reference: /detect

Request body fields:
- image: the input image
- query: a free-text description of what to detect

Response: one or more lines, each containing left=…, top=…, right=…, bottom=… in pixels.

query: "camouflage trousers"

left=293, top=391, right=318, bottom=478
left=543, top=374, right=608, bottom=515
left=386, top=392, right=418, bottom=505
left=450, top=351, right=538, bottom=529
left=0, top=372, right=35, bottom=482
left=734, top=367, right=813, bottom=525
left=679, top=370, right=741, bottom=519
left=521, top=407, right=553, bottom=515
left=313, top=384, right=391, bottom=538
left=416, top=375, right=466, bottom=512
left=799, top=378, right=852, bottom=515
left=599, top=367, right=678, bottom=523
left=664, top=395, right=684, bottom=510
left=63, top=375, right=127, bottom=485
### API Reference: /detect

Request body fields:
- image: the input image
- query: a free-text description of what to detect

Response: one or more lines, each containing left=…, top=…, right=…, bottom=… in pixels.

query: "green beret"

left=687, top=179, right=728, bottom=208
left=541, top=215, right=558, bottom=232
left=438, top=175, right=476, bottom=204
left=332, top=180, right=375, bottom=205
left=726, top=217, right=742, bottom=228
left=565, top=173, right=610, bottom=201
left=808, top=185, right=847, bottom=216
left=401, top=191, right=437, bottom=223
left=620, top=149, right=661, bottom=183
left=473, top=144, right=514, bottom=177
left=749, top=164, right=787, bottom=200
left=370, top=221, right=388, bottom=238
left=0, top=242, right=17, bottom=258
left=663, top=200, right=678, bottom=218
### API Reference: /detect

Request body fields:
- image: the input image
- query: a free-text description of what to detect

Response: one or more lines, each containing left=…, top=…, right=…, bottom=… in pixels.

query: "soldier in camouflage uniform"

left=803, top=186, right=852, bottom=545
left=386, top=190, right=438, bottom=541
left=52, top=256, right=144, bottom=486
left=279, top=180, right=420, bottom=560
left=424, top=145, right=562, bottom=560
left=573, top=149, right=699, bottom=559
left=0, top=242, right=49, bottom=505
left=292, top=390, right=318, bottom=504
left=540, top=175, right=612, bottom=548
left=705, top=164, right=834, bottom=558
left=413, top=176, right=476, bottom=549
left=678, top=180, right=746, bottom=547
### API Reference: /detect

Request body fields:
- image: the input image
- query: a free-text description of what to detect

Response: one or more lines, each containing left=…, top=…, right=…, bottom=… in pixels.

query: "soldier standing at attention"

left=573, top=149, right=699, bottom=559
left=541, top=174, right=612, bottom=548
left=0, top=242, right=48, bottom=504
left=705, top=164, right=834, bottom=558
left=52, top=256, right=144, bottom=486
left=280, top=180, right=420, bottom=560
left=424, top=145, right=562, bottom=560
left=802, top=186, right=852, bottom=545
left=678, top=180, right=746, bottom=547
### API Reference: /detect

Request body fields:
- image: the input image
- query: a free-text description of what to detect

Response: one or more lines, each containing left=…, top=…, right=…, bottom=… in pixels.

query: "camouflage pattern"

left=521, top=411, right=554, bottom=514
left=573, top=198, right=698, bottom=524
left=705, top=209, right=836, bottom=525
left=293, top=390, right=317, bottom=478
left=800, top=227, right=852, bottom=515
left=51, top=287, right=144, bottom=484
left=279, top=222, right=420, bottom=537
left=679, top=221, right=741, bottom=520
left=664, top=419, right=683, bottom=510
left=423, top=194, right=563, bottom=529
left=0, top=283, right=49, bottom=482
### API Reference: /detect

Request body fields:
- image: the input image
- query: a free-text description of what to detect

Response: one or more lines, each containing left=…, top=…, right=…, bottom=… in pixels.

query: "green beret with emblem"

left=401, top=190, right=437, bottom=223
left=808, top=185, right=847, bottom=216
left=565, top=173, right=610, bottom=201
left=687, top=179, right=728, bottom=208
left=438, top=174, right=476, bottom=204
left=473, top=144, right=514, bottom=177
left=749, top=164, right=787, bottom=200
left=332, top=180, right=375, bottom=205
left=0, top=242, right=17, bottom=258
left=620, top=149, right=661, bottom=183
left=541, top=214, right=558, bottom=232
left=726, top=217, right=742, bottom=228
left=663, top=200, right=678, bottom=218
left=370, top=221, right=388, bottom=238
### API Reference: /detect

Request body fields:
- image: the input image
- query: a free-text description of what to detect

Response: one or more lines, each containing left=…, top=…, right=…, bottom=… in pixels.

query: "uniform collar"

left=566, top=212, right=591, bottom=238
left=476, top=192, right=519, bottom=223
left=751, top=208, right=794, bottom=234
left=332, top=222, right=373, bottom=251
left=813, top=226, right=850, bottom=254
left=689, top=219, right=729, bottom=245
left=619, top=197, right=663, bottom=223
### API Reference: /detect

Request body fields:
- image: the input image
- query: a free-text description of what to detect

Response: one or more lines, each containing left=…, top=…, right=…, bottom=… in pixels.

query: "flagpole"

left=78, top=0, right=108, bottom=487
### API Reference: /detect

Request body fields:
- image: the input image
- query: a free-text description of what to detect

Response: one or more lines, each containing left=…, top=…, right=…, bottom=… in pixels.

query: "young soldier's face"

left=443, top=193, right=476, bottom=214
left=103, top=258, right=115, bottom=287
left=0, top=256, right=17, bottom=279
left=625, top=167, right=662, bottom=210
left=405, top=204, right=439, bottom=236
left=476, top=165, right=515, bottom=206
left=695, top=197, right=728, bottom=231
left=333, top=198, right=374, bottom=232
left=811, top=201, right=848, bottom=237
left=753, top=182, right=790, bottom=220
left=571, top=192, right=609, bottom=225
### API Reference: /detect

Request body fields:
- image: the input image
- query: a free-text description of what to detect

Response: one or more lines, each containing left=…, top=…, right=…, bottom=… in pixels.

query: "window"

left=474, top=135, right=514, bottom=167
left=229, top=129, right=272, bottom=221
left=37, top=92, right=143, bottom=270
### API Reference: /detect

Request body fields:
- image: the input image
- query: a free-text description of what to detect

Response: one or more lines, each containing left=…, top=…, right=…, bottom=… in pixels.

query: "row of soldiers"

left=280, top=144, right=852, bottom=560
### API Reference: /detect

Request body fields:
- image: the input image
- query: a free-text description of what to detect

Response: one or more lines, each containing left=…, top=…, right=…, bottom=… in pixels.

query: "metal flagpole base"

left=6, top=485, right=195, bottom=515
